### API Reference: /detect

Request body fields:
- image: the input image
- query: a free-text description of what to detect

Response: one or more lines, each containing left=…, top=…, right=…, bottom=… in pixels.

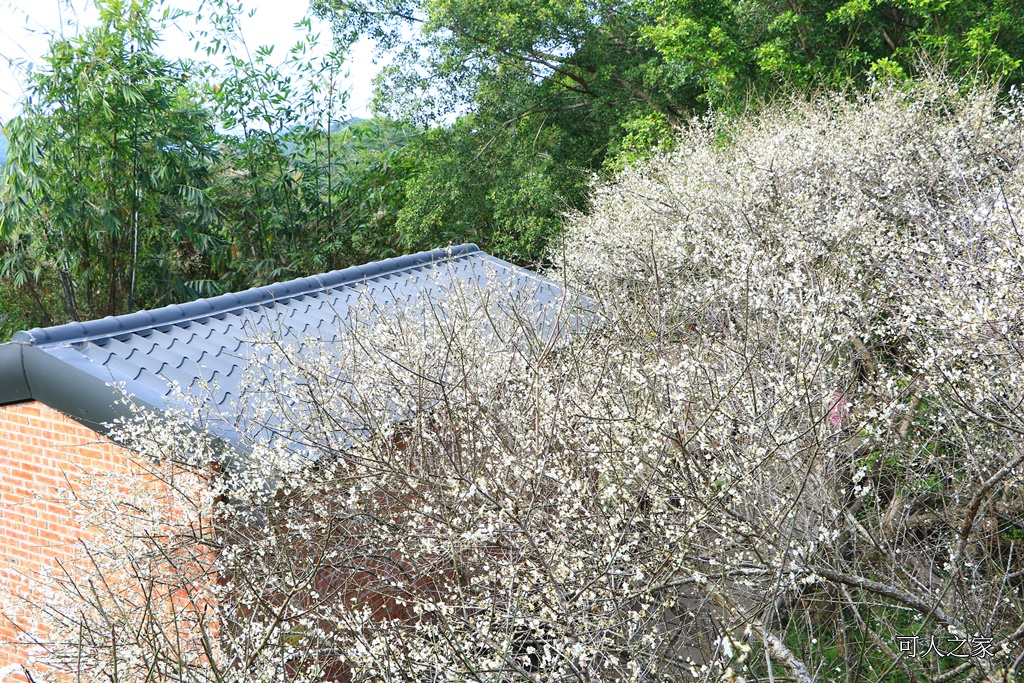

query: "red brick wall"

left=0, top=400, right=131, bottom=680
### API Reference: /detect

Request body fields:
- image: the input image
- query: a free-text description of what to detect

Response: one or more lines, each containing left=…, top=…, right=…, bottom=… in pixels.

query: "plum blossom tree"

left=7, top=73, right=1024, bottom=683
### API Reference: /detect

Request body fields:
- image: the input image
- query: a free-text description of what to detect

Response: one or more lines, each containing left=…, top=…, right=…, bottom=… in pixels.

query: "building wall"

left=0, top=400, right=131, bottom=681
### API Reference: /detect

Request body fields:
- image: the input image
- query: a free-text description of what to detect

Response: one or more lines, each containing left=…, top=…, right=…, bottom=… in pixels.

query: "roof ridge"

left=14, top=244, right=481, bottom=347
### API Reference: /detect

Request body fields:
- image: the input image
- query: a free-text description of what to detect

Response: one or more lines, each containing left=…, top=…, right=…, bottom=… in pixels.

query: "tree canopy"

left=307, top=0, right=1024, bottom=261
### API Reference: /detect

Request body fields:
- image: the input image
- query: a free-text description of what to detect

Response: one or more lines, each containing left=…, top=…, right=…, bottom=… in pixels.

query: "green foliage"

left=205, top=113, right=416, bottom=284
left=0, top=0, right=421, bottom=334
left=0, top=0, right=218, bottom=325
left=390, top=109, right=595, bottom=263
left=312, top=0, right=1024, bottom=262
left=325, top=118, right=417, bottom=263
left=4, top=0, right=1023, bottom=335
left=194, top=4, right=353, bottom=287
left=312, top=0, right=689, bottom=261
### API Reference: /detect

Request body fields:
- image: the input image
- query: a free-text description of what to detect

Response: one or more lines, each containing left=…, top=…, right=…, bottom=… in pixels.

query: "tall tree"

left=0, top=0, right=218, bottom=327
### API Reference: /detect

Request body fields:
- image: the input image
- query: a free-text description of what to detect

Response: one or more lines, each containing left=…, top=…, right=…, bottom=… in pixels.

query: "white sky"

left=0, top=0, right=379, bottom=126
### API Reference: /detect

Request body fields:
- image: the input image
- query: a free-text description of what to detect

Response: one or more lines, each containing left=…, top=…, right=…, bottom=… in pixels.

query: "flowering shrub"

left=14, top=74, right=1024, bottom=683
left=553, top=73, right=1024, bottom=682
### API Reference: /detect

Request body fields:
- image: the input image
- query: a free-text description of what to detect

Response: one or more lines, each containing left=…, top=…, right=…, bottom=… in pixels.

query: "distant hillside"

left=330, top=117, right=363, bottom=132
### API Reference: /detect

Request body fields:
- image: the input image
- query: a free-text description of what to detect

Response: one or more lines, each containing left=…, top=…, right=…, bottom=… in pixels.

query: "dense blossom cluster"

left=554, top=74, right=1024, bottom=682
left=14, top=75, right=1024, bottom=682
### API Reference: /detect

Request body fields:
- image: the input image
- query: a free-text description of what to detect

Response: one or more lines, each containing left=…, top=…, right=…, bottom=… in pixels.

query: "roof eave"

left=0, top=341, right=163, bottom=435
left=0, top=342, right=31, bottom=404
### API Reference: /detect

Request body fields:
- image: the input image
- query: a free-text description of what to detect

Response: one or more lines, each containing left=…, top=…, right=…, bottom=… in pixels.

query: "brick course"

left=0, top=401, right=131, bottom=681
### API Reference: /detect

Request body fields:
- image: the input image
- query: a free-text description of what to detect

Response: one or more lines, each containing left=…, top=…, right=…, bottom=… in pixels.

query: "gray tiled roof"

left=0, top=245, right=574, bottom=444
